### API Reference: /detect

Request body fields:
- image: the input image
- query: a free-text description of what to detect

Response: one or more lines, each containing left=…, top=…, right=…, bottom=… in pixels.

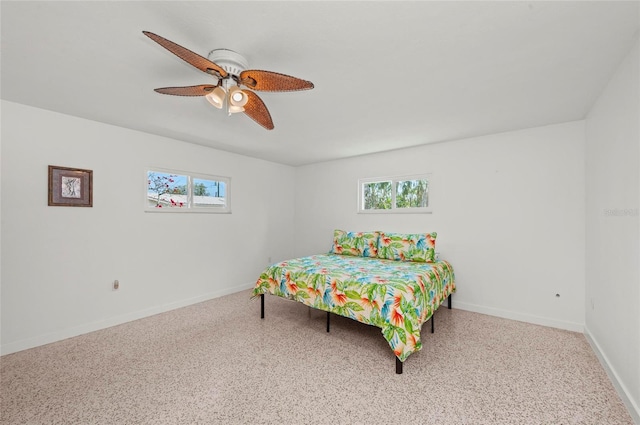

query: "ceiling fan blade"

left=239, top=70, right=314, bottom=92
left=243, top=91, right=274, bottom=130
left=143, top=31, right=228, bottom=79
left=154, top=85, right=216, bottom=96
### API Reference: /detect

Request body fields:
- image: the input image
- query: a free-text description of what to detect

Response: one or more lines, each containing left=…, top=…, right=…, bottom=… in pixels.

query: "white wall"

left=294, top=121, right=586, bottom=331
left=585, top=36, right=640, bottom=422
left=0, top=101, right=296, bottom=354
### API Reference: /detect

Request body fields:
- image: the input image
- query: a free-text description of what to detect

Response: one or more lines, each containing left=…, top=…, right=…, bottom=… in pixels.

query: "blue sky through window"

left=194, top=178, right=226, bottom=197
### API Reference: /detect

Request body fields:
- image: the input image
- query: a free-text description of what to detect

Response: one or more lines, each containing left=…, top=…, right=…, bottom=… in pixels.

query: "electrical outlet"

left=112, top=280, right=120, bottom=291
left=267, top=257, right=272, bottom=265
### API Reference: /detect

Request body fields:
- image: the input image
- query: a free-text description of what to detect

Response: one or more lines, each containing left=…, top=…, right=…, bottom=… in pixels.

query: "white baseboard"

left=584, top=327, right=640, bottom=425
left=452, top=300, right=584, bottom=332
left=0, top=282, right=254, bottom=356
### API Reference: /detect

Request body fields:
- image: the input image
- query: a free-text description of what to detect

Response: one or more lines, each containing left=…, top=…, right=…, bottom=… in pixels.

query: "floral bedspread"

left=252, top=254, right=455, bottom=362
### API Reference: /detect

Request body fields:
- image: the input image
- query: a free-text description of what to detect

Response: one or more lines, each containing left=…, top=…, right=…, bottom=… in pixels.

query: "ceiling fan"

left=143, top=31, right=314, bottom=130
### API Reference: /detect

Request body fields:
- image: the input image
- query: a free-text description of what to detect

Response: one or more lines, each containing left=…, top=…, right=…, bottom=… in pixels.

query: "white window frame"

left=145, top=168, right=231, bottom=214
left=358, top=174, right=432, bottom=214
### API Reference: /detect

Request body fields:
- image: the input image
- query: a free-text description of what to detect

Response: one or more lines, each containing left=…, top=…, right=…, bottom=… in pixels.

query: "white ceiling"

left=2, top=1, right=638, bottom=166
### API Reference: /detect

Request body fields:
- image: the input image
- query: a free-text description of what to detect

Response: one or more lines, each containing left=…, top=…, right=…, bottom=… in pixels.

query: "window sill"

left=357, top=209, right=432, bottom=214
left=144, top=209, right=231, bottom=214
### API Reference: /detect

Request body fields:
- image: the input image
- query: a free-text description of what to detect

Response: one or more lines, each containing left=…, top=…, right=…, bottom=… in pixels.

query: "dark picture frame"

left=48, top=165, right=93, bottom=207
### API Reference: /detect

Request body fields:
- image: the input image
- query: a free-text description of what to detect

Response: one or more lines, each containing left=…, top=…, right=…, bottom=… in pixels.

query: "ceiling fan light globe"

left=228, top=86, right=249, bottom=107
left=228, top=105, right=245, bottom=114
left=205, top=86, right=226, bottom=109
left=232, top=92, right=243, bottom=102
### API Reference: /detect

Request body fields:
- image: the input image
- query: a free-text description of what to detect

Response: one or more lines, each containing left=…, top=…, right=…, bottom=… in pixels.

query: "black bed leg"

left=431, top=314, right=435, bottom=334
left=326, top=311, right=330, bottom=332
left=396, top=358, right=403, bottom=374
left=448, top=294, right=452, bottom=310
left=260, top=294, right=264, bottom=319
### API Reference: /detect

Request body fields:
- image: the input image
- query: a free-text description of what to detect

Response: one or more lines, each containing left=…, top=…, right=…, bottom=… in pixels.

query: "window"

left=358, top=174, right=431, bottom=213
left=146, top=169, right=230, bottom=213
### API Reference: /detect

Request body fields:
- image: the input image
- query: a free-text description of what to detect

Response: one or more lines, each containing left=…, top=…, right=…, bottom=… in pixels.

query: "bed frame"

left=259, top=292, right=452, bottom=374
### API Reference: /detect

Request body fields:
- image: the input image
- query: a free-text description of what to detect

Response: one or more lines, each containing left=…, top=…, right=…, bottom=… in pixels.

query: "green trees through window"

left=360, top=175, right=430, bottom=213
left=395, top=179, right=428, bottom=208
left=363, top=181, right=392, bottom=210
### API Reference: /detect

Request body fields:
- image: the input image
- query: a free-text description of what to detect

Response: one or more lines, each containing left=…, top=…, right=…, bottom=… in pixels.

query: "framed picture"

left=48, top=165, right=93, bottom=207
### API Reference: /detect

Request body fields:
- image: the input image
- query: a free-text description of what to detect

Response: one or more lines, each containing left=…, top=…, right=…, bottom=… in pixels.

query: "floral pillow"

left=377, top=232, right=437, bottom=262
left=360, top=231, right=380, bottom=258
left=330, top=229, right=380, bottom=257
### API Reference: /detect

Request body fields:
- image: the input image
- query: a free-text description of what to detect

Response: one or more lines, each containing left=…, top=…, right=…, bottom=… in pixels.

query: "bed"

left=252, top=230, right=456, bottom=374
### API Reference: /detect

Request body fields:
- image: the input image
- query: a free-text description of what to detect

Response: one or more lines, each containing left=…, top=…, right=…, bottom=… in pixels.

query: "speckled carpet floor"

left=1, top=289, right=634, bottom=424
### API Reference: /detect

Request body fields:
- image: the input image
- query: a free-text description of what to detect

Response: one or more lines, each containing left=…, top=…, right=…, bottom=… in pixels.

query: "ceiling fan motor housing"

left=208, top=48, right=248, bottom=79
